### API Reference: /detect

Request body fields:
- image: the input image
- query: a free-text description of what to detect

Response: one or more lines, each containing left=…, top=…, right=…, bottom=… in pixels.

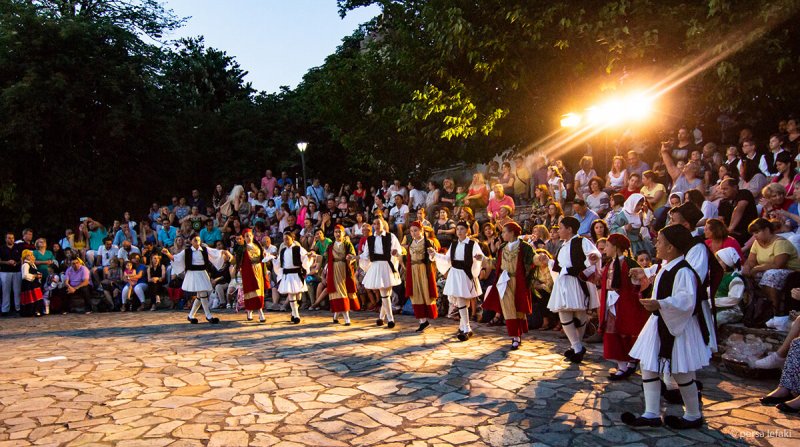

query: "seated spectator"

left=604, top=194, right=625, bottom=226
left=585, top=176, right=609, bottom=216
left=620, top=173, right=641, bottom=199
left=606, top=155, right=627, bottom=193
left=761, top=183, right=794, bottom=219
left=718, top=178, right=759, bottom=246
left=157, top=219, right=177, bottom=248
left=590, top=219, right=609, bottom=245
left=497, top=162, right=516, bottom=200
left=743, top=218, right=800, bottom=317
left=739, top=158, right=769, bottom=200
left=544, top=202, right=563, bottom=230
left=626, top=150, right=650, bottom=178
left=199, top=220, right=222, bottom=246
left=389, top=194, right=409, bottom=238
left=464, top=172, right=489, bottom=209
left=661, top=144, right=703, bottom=195
left=713, top=247, right=746, bottom=325
left=64, top=258, right=93, bottom=314
left=487, top=184, right=515, bottom=221
left=771, top=151, right=800, bottom=195
left=572, top=199, right=600, bottom=237
left=573, top=156, right=597, bottom=201
left=609, top=193, right=653, bottom=256
left=684, top=188, right=717, bottom=231
left=704, top=218, right=743, bottom=260
left=758, top=317, right=800, bottom=414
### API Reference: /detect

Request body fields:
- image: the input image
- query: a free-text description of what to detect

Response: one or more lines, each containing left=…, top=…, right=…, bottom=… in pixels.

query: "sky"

left=163, top=0, right=380, bottom=94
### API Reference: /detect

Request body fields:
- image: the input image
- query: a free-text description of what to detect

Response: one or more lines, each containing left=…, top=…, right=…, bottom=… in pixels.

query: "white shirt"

left=652, top=256, right=699, bottom=335
left=96, top=245, right=119, bottom=268
left=390, top=204, right=409, bottom=224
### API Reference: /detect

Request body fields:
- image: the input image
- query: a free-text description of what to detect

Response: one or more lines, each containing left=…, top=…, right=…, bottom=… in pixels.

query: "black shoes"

left=344, top=322, right=351, bottom=326
left=510, top=340, right=521, bottom=350
left=376, top=319, right=383, bottom=326
left=777, top=402, right=800, bottom=414
left=188, top=317, right=198, bottom=324
left=621, top=412, right=663, bottom=428
left=387, top=321, right=395, bottom=329
left=416, top=321, right=430, bottom=332
left=608, top=366, right=637, bottom=381
left=207, top=317, right=220, bottom=324
left=760, top=394, right=794, bottom=406
left=291, top=316, right=300, bottom=324
left=565, top=347, right=587, bottom=363
left=332, top=318, right=340, bottom=324
left=457, top=331, right=473, bottom=342
left=664, top=415, right=704, bottom=429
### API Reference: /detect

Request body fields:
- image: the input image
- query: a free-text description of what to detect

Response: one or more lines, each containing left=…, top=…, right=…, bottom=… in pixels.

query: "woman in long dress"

left=405, top=221, right=440, bottom=332
left=234, top=229, right=269, bottom=323
left=325, top=225, right=359, bottom=326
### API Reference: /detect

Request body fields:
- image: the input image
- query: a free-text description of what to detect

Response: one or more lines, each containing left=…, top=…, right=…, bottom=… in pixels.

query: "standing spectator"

left=212, top=184, right=225, bottom=210
left=547, top=165, right=567, bottom=204
left=784, top=115, right=800, bottom=153
left=497, top=162, right=516, bottom=200
left=408, top=181, right=427, bottom=212
left=306, top=178, right=326, bottom=205
left=277, top=171, right=293, bottom=189
left=487, top=184, right=515, bottom=221
left=572, top=199, right=600, bottom=237
left=64, top=258, right=93, bottom=314
left=574, top=156, right=597, bottom=201
left=718, top=178, right=759, bottom=246
left=0, top=232, right=22, bottom=315
left=739, top=138, right=770, bottom=177
left=626, top=150, right=650, bottom=179
left=513, top=154, right=532, bottom=201
left=261, top=170, right=277, bottom=197
left=33, top=238, right=55, bottom=282
left=766, top=134, right=788, bottom=175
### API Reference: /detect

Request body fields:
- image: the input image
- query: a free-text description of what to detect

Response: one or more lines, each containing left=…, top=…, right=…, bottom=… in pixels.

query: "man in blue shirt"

left=306, top=178, right=325, bottom=205
left=572, top=199, right=600, bottom=237
left=199, top=220, right=222, bottom=246
left=277, top=171, right=293, bottom=188
left=157, top=219, right=177, bottom=247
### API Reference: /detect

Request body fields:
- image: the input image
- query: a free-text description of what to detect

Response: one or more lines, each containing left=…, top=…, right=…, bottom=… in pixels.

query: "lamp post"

left=297, top=142, right=308, bottom=191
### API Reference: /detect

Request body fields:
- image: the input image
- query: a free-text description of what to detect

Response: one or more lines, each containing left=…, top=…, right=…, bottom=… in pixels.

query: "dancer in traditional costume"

left=360, top=217, right=403, bottom=328
left=234, top=228, right=269, bottom=323
left=326, top=225, right=358, bottom=326
left=430, top=221, right=484, bottom=341
left=598, top=234, right=650, bottom=380
left=165, top=235, right=230, bottom=324
left=20, top=250, right=44, bottom=317
left=547, top=216, right=601, bottom=363
left=405, top=221, right=439, bottom=332
left=272, top=230, right=314, bottom=324
left=623, top=224, right=712, bottom=429
left=662, top=202, right=720, bottom=403
left=482, top=222, right=534, bottom=350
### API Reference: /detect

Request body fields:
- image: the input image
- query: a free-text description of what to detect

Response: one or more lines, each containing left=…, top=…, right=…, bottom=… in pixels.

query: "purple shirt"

left=65, top=265, right=90, bottom=287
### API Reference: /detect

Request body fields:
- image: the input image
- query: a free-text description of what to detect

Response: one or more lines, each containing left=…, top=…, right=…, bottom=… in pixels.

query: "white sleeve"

left=686, top=244, right=708, bottom=280
left=759, top=156, right=770, bottom=177
left=171, top=250, right=187, bottom=276
left=22, top=263, right=36, bottom=281
left=358, top=241, right=371, bottom=272
left=470, top=243, right=484, bottom=279
left=205, top=247, right=226, bottom=270
left=300, top=246, right=314, bottom=272
left=658, top=268, right=697, bottom=336
left=433, top=249, right=452, bottom=275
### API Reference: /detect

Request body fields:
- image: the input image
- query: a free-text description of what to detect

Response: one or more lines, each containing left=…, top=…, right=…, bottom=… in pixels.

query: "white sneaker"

left=766, top=315, right=790, bottom=330
left=754, top=352, right=786, bottom=370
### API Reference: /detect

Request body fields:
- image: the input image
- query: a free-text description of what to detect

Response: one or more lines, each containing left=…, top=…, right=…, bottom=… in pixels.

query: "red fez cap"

left=607, top=233, right=630, bottom=250
left=504, top=222, right=522, bottom=235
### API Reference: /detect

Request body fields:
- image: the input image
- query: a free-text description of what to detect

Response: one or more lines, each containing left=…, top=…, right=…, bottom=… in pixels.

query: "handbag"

left=742, top=294, right=773, bottom=328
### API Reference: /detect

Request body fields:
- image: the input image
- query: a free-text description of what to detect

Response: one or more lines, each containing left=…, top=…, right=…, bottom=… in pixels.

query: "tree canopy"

left=2, top=0, right=800, bottom=235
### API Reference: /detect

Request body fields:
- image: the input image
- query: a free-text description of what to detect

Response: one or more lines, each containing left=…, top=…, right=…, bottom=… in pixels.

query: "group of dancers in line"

left=171, top=201, right=720, bottom=430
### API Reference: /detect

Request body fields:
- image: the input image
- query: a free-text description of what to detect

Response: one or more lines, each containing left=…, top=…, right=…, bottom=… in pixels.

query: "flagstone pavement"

left=0, top=311, right=797, bottom=447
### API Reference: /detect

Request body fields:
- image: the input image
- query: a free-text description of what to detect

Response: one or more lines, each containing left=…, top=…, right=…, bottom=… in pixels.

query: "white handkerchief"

left=496, top=271, right=510, bottom=301
left=606, top=290, right=620, bottom=316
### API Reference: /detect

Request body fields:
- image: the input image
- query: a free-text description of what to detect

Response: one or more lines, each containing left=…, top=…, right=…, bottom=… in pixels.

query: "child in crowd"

left=102, top=258, right=124, bottom=310
left=122, top=261, right=136, bottom=310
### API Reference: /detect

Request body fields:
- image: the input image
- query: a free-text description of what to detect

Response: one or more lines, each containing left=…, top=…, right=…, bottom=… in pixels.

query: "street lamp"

left=297, top=142, right=308, bottom=191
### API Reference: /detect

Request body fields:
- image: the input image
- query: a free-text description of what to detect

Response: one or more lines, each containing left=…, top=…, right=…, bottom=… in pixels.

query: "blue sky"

left=163, top=0, right=380, bottom=93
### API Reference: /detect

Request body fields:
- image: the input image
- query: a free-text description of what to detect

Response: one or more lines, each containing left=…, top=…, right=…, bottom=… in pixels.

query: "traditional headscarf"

left=503, top=221, right=522, bottom=236
left=607, top=233, right=631, bottom=251
left=715, top=247, right=741, bottom=270
left=561, top=216, right=580, bottom=234
left=660, top=224, right=693, bottom=255
left=622, top=193, right=645, bottom=227
left=672, top=202, right=703, bottom=228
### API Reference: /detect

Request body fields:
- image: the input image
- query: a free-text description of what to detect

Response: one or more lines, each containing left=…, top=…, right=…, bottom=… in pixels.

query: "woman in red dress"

left=235, top=229, right=269, bottom=323
left=598, top=234, right=650, bottom=380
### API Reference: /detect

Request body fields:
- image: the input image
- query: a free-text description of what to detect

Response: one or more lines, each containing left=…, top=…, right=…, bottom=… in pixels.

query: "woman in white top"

left=607, top=155, right=627, bottom=192
left=574, top=156, right=597, bottom=200
left=547, top=165, right=567, bottom=204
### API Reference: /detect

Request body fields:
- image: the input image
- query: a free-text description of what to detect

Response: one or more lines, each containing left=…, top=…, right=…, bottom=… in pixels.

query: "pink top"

left=705, top=236, right=743, bottom=261
left=771, top=174, right=800, bottom=196
left=487, top=195, right=516, bottom=218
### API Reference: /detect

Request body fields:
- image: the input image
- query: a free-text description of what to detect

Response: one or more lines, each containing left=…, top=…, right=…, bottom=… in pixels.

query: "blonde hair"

left=228, top=185, right=245, bottom=203
left=21, top=249, right=34, bottom=263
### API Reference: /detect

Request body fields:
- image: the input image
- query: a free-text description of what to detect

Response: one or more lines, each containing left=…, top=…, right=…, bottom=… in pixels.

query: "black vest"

left=279, top=245, right=305, bottom=275
left=654, top=259, right=709, bottom=366
left=552, top=237, right=587, bottom=276
left=184, top=247, right=211, bottom=271
left=367, top=234, right=396, bottom=273
left=449, top=239, right=476, bottom=280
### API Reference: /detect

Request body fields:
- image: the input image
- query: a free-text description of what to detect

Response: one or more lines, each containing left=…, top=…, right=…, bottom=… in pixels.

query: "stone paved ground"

left=0, top=310, right=797, bottom=447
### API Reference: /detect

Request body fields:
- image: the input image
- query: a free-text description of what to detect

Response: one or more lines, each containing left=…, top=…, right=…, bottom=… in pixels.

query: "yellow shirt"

left=751, top=237, right=800, bottom=271
left=640, top=183, right=667, bottom=210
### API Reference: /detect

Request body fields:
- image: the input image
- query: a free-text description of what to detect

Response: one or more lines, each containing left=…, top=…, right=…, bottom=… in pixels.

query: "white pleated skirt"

left=629, top=314, right=712, bottom=374
left=362, top=261, right=402, bottom=290
left=182, top=271, right=212, bottom=292
left=443, top=269, right=482, bottom=298
left=278, top=273, right=307, bottom=294
left=547, top=275, right=599, bottom=312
